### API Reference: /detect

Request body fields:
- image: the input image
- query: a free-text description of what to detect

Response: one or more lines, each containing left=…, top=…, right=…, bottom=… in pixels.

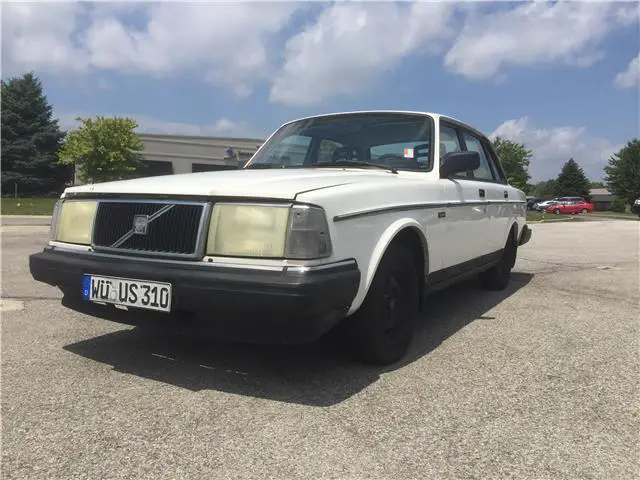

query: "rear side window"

left=482, top=139, right=507, bottom=183
left=461, top=131, right=496, bottom=182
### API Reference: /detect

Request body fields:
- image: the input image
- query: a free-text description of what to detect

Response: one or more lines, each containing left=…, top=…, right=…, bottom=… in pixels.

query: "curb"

left=1, top=215, right=52, bottom=226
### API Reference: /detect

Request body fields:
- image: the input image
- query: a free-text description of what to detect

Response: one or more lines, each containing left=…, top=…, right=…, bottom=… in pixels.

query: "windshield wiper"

left=312, top=160, right=397, bottom=174
left=245, top=162, right=288, bottom=169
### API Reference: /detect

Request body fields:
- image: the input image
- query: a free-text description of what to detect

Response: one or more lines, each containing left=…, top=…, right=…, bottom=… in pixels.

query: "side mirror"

left=440, top=151, right=481, bottom=178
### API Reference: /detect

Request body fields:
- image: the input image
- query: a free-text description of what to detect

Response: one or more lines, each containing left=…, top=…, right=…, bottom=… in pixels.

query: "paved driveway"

left=1, top=221, right=638, bottom=479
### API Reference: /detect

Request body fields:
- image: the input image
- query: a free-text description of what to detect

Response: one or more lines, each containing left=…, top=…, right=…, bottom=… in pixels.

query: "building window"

left=192, top=163, right=239, bottom=173
left=137, top=160, right=174, bottom=177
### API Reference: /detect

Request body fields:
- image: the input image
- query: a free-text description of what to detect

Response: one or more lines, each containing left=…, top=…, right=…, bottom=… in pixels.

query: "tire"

left=343, top=243, right=419, bottom=365
left=581, top=208, right=588, bottom=214
left=479, top=231, right=517, bottom=291
left=554, top=209, right=561, bottom=215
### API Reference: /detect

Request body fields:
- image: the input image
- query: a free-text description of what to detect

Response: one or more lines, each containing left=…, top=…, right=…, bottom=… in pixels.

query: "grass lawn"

left=1, top=197, right=57, bottom=216
left=526, top=211, right=579, bottom=222
left=591, top=211, right=638, bottom=218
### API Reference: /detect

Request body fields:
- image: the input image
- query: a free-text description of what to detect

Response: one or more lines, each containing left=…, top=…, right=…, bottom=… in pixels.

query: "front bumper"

left=29, top=248, right=360, bottom=344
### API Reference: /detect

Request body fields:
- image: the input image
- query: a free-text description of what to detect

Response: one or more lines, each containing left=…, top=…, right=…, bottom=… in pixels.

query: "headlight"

left=51, top=200, right=97, bottom=245
left=205, top=203, right=332, bottom=259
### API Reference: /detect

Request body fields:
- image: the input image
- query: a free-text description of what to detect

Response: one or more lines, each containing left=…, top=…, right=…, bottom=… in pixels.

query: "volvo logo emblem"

left=133, top=215, right=149, bottom=235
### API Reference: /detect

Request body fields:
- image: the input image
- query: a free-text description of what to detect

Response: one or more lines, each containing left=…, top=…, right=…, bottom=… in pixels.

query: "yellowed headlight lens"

left=206, top=204, right=290, bottom=257
left=55, top=200, right=97, bottom=245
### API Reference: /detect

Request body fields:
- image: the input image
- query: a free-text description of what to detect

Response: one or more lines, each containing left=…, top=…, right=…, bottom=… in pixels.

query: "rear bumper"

left=519, top=224, right=532, bottom=246
left=29, top=248, right=360, bottom=344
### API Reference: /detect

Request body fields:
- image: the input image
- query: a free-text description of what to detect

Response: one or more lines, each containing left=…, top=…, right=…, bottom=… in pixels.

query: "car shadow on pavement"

left=63, top=272, right=533, bottom=407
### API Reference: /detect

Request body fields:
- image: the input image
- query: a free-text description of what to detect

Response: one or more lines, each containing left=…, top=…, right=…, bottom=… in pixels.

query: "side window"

left=461, top=131, right=496, bottom=182
left=316, top=139, right=344, bottom=164
left=270, top=135, right=311, bottom=166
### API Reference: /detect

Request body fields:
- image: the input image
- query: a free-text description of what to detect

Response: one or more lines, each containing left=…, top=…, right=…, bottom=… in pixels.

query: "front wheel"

left=581, top=208, right=588, bottom=214
left=342, top=243, right=419, bottom=365
left=554, top=209, right=561, bottom=215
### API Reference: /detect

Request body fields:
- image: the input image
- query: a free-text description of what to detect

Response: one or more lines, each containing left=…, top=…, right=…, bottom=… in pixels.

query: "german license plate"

left=82, top=274, right=172, bottom=312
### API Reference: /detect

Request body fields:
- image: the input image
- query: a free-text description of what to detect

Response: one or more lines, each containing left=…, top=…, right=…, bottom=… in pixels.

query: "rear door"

left=458, top=128, right=507, bottom=255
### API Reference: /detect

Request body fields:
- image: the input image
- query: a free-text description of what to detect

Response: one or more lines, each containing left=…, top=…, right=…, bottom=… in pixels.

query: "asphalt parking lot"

left=2, top=220, right=638, bottom=480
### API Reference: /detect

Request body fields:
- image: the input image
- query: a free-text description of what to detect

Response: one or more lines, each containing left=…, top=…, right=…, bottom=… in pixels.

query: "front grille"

left=92, top=201, right=207, bottom=257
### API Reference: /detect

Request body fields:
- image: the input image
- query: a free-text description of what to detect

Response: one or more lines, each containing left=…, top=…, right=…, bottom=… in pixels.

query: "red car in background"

left=547, top=200, right=594, bottom=215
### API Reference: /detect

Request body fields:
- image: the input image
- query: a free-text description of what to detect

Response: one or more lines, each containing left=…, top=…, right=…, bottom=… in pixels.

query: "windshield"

left=245, top=112, right=433, bottom=172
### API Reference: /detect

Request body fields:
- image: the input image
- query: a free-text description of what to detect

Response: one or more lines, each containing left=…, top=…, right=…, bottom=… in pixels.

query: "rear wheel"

left=581, top=208, right=588, bottom=214
left=479, top=230, right=517, bottom=291
left=343, top=243, right=419, bottom=365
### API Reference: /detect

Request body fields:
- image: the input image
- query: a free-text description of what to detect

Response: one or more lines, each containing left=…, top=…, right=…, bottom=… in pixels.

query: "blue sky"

left=2, top=0, right=639, bottom=181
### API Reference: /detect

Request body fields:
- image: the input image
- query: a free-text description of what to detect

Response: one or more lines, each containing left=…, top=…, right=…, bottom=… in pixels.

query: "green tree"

left=603, top=139, right=640, bottom=206
left=492, top=136, right=532, bottom=191
left=58, top=116, right=144, bottom=184
left=590, top=181, right=605, bottom=189
left=554, top=158, right=591, bottom=197
left=1, top=72, right=70, bottom=195
left=533, top=179, right=557, bottom=197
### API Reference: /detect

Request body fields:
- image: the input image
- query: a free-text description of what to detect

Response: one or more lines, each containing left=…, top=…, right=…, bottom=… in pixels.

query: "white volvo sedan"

left=30, top=111, right=531, bottom=365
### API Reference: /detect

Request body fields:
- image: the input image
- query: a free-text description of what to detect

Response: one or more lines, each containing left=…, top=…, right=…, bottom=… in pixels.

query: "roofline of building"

left=137, top=132, right=265, bottom=143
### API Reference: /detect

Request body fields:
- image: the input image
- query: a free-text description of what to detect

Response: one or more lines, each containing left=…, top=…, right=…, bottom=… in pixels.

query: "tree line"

left=495, top=134, right=640, bottom=208
left=2, top=72, right=639, bottom=207
left=1, top=72, right=145, bottom=196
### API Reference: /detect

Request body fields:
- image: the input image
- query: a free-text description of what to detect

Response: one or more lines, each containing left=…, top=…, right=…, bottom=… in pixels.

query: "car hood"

left=63, top=168, right=400, bottom=200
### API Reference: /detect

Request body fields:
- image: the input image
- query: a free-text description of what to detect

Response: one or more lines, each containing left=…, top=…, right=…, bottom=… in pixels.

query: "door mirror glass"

left=440, top=151, right=481, bottom=178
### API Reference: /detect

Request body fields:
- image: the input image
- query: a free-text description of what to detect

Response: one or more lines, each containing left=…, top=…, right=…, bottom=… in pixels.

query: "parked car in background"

left=526, top=196, right=542, bottom=210
left=534, top=199, right=561, bottom=211
left=556, top=196, right=585, bottom=202
left=546, top=200, right=593, bottom=215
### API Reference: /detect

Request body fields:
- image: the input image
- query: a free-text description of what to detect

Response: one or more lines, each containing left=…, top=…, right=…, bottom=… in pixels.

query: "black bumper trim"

left=29, top=248, right=360, bottom=344
left=519, top=224, right=532, bottom=246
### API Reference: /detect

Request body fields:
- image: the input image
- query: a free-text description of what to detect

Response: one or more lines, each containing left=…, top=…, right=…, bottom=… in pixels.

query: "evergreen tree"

left=1, top=72, right=71, bottom=195
left=554, top=158, right=591, bottom=197
left=604, top=139, right=640, bottom=206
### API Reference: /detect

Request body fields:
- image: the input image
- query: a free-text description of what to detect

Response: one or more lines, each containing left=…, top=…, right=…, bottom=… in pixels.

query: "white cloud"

left=490, top=117, right=621, bottom=182
left=82, top=2, right=299, bottom=95
left=1, top=2, right=90, bottom=74
left=270, top=1, right=455, bottom=106
left=2, top=1, right=637, bottom=106
left=613, top=53, right=640, bottom=89
left=445, top=1, right=636, bottom=81
left=2, top=1, right=299, bottom=97
left=56, top=112, right=256, bottom=138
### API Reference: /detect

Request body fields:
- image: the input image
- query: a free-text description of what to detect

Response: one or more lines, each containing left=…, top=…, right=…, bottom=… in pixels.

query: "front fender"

left=348, top=218, right=428, bottom=314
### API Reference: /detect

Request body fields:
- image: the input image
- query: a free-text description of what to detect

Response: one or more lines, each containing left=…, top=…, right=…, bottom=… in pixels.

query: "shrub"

left=609, top=199, right=627, bottom=213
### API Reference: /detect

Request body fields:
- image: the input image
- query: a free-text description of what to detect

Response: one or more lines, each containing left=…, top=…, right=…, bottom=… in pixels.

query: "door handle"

left=479, top=189, right=485, bottom=198
left=504, top=190, right=508, bottom=198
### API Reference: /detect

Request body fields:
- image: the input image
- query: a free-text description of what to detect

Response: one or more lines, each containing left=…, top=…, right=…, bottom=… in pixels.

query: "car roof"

left=276, top=110, right=488, bottom=140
